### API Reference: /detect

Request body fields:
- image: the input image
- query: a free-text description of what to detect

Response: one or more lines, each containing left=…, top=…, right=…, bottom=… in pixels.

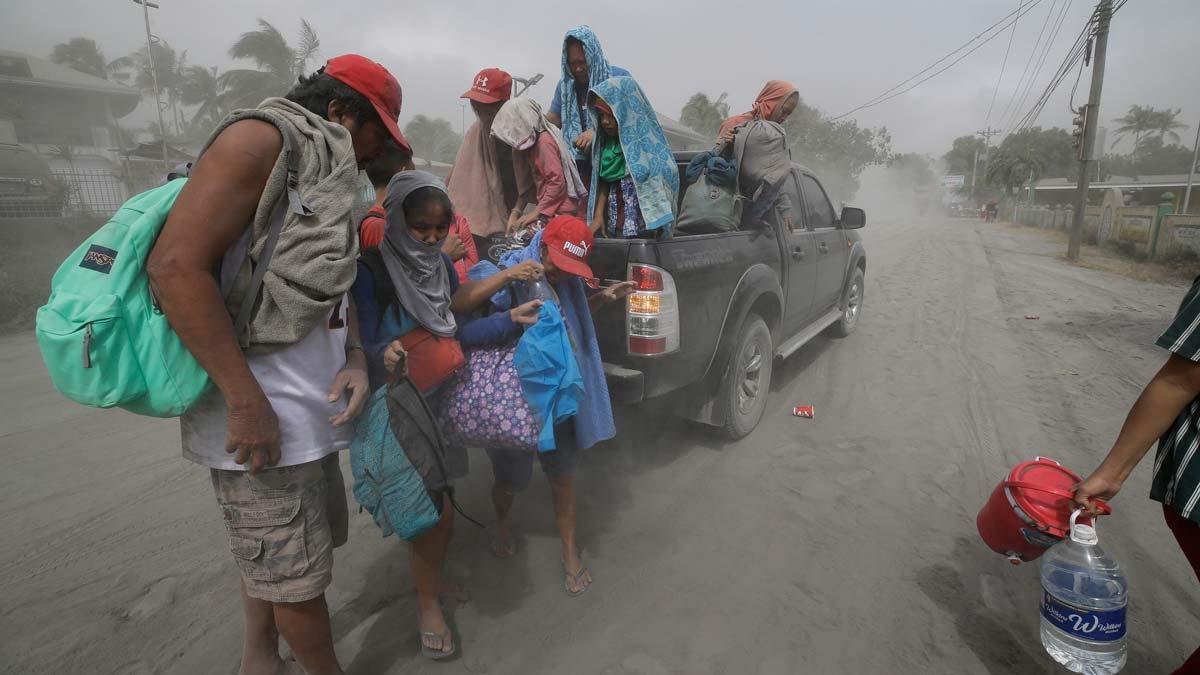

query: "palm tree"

left=403, top=116, right=461, bottom=165
left=679, top=92, right=730, bottom=138
left=219, top=19, right=320, bottom=110
left=1149, top=107, right=1187, bottom=145
left=180, top=65, right=227, bottom=132
left=50, top=37, right=108, bottom=79
left=1111, top=105, right=1158, bottom=153
left=109, top=41, right=187, bottom=136
left=986, top=149, right=1045, bottom=197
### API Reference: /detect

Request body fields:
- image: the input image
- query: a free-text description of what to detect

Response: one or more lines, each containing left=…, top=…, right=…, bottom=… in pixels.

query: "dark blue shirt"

left=352, top=254, right=519, bottom=388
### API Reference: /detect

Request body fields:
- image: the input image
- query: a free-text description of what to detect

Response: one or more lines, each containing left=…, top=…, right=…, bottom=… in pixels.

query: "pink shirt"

left=515, top=132, right=581, bottom=218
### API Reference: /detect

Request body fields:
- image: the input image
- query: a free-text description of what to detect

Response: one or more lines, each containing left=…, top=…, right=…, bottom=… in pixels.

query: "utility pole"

left=1068, top=0, right=1112, bottom=262
left=132, top=0, right=169, bottom=169
left=970, top=126, right=1002, bottom=200
left=1184, top=120, right=1199, bottom=215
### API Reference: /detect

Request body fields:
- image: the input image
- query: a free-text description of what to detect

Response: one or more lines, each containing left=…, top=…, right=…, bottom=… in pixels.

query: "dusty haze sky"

left=3, top=0, right=1196, bottom=156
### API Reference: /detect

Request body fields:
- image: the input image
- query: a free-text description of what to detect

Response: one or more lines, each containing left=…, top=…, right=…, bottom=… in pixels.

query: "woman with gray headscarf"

left=350, top=170, right=543, bottom=659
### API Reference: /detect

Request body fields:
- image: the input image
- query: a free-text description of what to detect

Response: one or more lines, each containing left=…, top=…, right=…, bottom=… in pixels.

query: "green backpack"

left=36, top=115, right=303, bottom=417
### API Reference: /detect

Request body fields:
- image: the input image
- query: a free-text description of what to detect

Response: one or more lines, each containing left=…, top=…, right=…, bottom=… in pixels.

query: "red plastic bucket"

left=977, top=457, right=1110, bottom=564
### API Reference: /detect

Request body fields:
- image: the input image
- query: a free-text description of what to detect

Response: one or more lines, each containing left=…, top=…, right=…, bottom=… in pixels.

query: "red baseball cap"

left=324, top=54, right=411, bottom=153
left=542, top=215, right=595, bottom=280
left=461, top=68, right=513, bottom=104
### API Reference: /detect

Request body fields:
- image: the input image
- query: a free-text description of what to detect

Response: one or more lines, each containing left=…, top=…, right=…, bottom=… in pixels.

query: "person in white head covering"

left=491, top=97, right=587, bottom=240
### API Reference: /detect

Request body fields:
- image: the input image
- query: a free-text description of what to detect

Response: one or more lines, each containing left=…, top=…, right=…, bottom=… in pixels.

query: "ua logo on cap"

left=476, top=75, right=489, bottom=89
left=563, top=240, right=589, bottom=257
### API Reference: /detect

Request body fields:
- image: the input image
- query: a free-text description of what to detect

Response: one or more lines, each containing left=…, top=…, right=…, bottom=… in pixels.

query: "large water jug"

left=1039, top=509, right=1128, bottom=674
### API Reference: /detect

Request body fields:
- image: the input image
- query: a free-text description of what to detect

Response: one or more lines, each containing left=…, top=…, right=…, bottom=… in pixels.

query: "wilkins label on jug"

left=1040, top=588, right=1126, bottom=641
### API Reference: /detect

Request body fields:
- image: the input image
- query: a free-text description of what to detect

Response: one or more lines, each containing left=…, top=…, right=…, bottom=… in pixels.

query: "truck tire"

left=832, top=267, right=864, bottom=337
left=719, top=314, right=773, bottom=440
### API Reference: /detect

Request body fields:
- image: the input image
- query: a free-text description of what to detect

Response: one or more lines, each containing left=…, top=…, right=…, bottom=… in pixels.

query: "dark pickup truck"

left=589, top=151, right=867, bottom=439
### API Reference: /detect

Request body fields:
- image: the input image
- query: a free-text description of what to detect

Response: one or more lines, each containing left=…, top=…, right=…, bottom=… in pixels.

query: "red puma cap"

left=542, top=215, right=594, bottom=280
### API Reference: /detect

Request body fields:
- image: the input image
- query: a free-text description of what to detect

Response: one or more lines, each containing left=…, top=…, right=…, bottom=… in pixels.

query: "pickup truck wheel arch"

left=703, top=263, right=783, bottom=387
left=678, top=266, right=782, bottom=429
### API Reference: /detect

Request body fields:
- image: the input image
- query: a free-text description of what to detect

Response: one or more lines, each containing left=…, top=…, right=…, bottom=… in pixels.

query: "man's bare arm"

left=147, top=119, right=283, bottom=471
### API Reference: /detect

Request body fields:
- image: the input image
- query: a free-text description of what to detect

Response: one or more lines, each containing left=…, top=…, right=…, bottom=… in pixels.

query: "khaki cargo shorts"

left=211, top=454, right=349, bottom=604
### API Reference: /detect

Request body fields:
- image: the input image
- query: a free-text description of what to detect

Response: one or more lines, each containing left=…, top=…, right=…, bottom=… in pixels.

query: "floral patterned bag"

left=437, top=345, right=539, bottom=451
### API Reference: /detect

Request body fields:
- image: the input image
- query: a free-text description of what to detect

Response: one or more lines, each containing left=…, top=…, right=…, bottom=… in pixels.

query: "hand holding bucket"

left=977, top=457, right=1112, bottom=564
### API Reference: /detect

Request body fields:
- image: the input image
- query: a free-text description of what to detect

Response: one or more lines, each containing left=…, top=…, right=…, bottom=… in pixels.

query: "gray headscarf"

left=380, top=171, right=457, bottom=337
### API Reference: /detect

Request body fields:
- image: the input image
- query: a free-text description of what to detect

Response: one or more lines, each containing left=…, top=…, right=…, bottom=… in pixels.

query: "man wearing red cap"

left=488, top=216, right=635, bottom=596
left=147, top=54, right=407, bottom=675
left=448, top=68, right=519, bottom=250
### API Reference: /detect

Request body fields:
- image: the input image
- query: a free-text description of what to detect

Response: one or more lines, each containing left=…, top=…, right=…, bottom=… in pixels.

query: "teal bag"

left=350, top=379, right=461, bottom=541
left=35, top=111, right=305, bottom=417
left=35, top=179, right=210, bottom=416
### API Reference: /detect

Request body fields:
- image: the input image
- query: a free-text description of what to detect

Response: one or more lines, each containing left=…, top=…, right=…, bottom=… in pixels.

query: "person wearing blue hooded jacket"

left=545, top=25, right=632, bottom=184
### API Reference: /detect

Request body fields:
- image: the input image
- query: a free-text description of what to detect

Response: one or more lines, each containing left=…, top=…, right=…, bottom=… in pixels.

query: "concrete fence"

left=1160, top=214, right=1200, bottom=258
left=1013, top=194, right=1186, bottom=259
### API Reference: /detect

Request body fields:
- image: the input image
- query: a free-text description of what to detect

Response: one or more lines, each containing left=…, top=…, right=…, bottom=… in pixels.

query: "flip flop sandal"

left=489, top=524, right=516, bottom=559
left=420, top=629, right=456, bottom=661
left=562, top=559, right=592, bottom=597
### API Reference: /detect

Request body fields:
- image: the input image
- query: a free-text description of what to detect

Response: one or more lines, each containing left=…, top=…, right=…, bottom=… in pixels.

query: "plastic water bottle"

left=1039, top=509, right=1128, bottom=674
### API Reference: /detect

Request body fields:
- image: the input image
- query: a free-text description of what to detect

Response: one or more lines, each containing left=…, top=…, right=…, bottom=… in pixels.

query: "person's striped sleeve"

left=1157, top=277, right=1200, bottom=361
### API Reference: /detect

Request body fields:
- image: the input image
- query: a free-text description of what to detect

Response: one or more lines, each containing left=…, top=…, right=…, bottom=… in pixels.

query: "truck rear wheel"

left=719, top=314, right=773, bottom=440
left=832, top=267, right=864, bottom=337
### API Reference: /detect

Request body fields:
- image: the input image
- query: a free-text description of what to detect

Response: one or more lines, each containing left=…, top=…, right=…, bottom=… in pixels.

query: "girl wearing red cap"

left=487, top=216, right=635, bottom=596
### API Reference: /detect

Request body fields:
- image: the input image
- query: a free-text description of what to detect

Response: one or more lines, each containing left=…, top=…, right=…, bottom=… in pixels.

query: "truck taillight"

left=626, top=263, right=678, bottom=356
left=631, top=265, right=664, bottom=291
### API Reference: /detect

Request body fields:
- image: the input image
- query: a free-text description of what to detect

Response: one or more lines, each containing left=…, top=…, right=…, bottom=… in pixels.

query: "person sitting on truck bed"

left=588, top=76, right=680, bottom=239
left=491, top=97, right=588, bottom=243
left=492, top=215, right=636, bottom=596
left=546, top=26, right=632, bottom=184
left=361, top=141, right=479, bottom=282
left=717, top=80, right=800, bottom=143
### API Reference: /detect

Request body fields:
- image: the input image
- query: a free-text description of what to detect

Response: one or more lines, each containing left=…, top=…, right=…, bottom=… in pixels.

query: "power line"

left=1004, top=2, right=1093, bottom=136
left=830, top=0, right=1046, bottom=121
left=1007, top=0, right=1132, bottom=137
left=996, top=0, right=1063, bottom=131
left=1067, top=39, right=1089, bottom=112
left=985, top=0, right=1026, bottom=129
left=1002, top=0, right=1078, bottom=134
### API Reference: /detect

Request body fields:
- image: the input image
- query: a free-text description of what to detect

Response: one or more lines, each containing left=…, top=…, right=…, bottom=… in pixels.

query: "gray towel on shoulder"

left=202, top=97, right=361, bottom=348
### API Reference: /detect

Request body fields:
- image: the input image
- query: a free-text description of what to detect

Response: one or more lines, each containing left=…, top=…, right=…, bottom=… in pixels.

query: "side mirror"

left=840, top=207, right=866, bottom=229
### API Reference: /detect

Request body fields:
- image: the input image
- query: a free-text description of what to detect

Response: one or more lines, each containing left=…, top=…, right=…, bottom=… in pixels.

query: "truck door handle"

left=792, top=248, right=805, bottom=260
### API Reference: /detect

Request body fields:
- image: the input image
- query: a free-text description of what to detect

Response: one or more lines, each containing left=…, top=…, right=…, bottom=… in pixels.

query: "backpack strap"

left=231, top=195, right=288, bottom=337
left=392, top=377, right=483, bottom=528
left=220, top=110, right=314, bottom=345
left=360, top=247, right=397, bottom=315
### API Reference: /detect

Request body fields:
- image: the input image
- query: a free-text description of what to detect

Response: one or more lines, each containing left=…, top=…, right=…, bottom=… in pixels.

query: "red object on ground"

left=793, top=405, right=814, bottom=418
left=977, top=456, right=1110, bottom=564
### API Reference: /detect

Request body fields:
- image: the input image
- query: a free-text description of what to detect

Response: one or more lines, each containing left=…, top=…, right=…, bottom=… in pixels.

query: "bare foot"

left=418, top=605, right=454, bottom=658
left=490, top=522, right=516, bottom=558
